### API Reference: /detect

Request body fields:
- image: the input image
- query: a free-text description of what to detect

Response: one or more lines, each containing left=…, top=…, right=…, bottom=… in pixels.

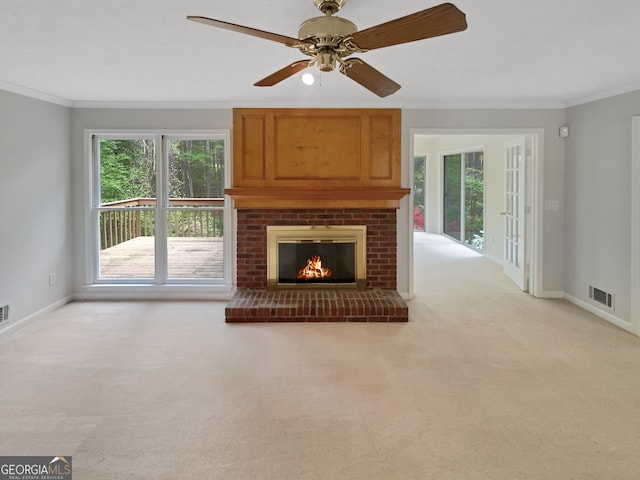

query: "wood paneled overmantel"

left=226, top=108, right=410, bottom=209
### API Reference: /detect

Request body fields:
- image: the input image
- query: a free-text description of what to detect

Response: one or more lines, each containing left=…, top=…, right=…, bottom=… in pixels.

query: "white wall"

left=564, top=90, right=640, bottom=329
left=0, top=90, right=72, bottom=327
left=69, top=108, right=233, bottom=294
left=401, top=109, right=567, bottom=297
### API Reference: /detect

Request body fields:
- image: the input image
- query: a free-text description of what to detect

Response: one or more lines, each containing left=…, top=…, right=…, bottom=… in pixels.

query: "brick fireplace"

left=236, top=209, right=397, bottom=290
left=226, top=209, right=408, bottom=322
left=224, top=107, right=410, bottom=322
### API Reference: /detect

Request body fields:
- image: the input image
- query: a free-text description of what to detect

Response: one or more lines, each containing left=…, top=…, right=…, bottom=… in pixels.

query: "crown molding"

left=565, top=82, right=640, bottom=108
left=4, top=78, right=639, bottom=111
left=0, top=80, right=72, bottom=107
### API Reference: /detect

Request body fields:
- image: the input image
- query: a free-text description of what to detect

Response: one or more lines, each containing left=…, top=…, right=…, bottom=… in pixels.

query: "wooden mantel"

left=226, top=108, right=410, bottom=209
left=226, top=186, right=410, bottom=209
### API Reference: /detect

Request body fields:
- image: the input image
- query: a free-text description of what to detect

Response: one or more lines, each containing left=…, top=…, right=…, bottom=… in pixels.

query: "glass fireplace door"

left=277, top=241, right=357, bottom=285
left=266, top=225, right=366, bottom=290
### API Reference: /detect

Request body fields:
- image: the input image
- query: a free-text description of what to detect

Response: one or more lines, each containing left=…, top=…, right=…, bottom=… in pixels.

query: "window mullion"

left=155, top=134, right=168, bottom=283
left=90, top=135, right=101, bottom=283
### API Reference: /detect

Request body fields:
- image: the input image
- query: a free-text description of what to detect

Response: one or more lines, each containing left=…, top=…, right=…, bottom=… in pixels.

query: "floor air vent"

left=0, top=304, right=9, bottom=323
left=589, top=286, right=614, bottom=309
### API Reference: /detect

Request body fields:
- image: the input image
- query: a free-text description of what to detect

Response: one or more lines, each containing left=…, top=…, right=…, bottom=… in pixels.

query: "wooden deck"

left=99, top=236, right=224, bottom=279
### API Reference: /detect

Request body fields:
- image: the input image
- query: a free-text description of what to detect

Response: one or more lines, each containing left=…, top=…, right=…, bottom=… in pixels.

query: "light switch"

left=544, top=200, right=560, bottom=211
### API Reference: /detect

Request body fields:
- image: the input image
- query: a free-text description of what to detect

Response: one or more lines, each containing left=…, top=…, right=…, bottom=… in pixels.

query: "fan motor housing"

left=298, top=16, right=357, bottom=41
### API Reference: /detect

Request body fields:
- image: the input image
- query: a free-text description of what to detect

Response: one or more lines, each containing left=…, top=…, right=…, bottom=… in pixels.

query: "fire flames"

left=297, top=255, right=333, bottom=280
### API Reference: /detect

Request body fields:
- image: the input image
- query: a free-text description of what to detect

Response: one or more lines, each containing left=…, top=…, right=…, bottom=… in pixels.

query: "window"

left=89, top=131, right=231, bottom=287
left=165, top=137, right=226, bottom=280
left=413, top=155, right=427, bottom=231
left=443, top=150, right=484, bottom=251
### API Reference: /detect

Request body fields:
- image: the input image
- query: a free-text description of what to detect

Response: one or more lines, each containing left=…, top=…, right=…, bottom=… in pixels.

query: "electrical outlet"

left=49, top=273, right=57, bottom=286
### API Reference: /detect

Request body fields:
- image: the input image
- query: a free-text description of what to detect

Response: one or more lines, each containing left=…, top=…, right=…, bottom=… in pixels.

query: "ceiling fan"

left=187, top=0, right=467, bottom=97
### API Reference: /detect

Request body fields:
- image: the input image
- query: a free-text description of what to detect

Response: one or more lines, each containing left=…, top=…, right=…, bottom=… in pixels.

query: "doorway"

left=409, top=129, right=543, bottom=298
left=631, top=116, right=640, bottom=335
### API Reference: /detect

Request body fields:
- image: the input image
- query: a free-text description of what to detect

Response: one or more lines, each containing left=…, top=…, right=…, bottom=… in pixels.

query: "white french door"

left=503, top=137, right=528, bottom=291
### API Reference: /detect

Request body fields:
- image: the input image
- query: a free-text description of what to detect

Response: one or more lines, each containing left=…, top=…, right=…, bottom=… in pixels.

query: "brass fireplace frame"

left=266, top=225, right=367, bottom=290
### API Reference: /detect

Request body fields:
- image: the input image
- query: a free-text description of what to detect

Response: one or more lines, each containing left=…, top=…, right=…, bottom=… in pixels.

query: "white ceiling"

left=2, top=0, right=640, bottom=108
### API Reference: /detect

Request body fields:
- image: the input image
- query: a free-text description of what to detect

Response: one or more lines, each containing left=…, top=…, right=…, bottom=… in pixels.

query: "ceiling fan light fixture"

left=317, top=50, right=337, bottom=72
left=302, top=72, right=316, bottom=86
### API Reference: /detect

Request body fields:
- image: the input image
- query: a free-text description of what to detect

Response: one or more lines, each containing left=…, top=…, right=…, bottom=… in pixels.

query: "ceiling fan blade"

left=349, top=3, right=467, bottom=51
left=339, top=58, right=400, bottom=97
left=255, top=60, right=312, bottom=87
left=187, top=16, right=302, bottom=47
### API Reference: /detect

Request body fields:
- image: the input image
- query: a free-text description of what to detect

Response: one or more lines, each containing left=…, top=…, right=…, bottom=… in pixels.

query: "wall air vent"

left=589, top=286, right=614, bottom=309
left=0, top=304, right=9, bottom=323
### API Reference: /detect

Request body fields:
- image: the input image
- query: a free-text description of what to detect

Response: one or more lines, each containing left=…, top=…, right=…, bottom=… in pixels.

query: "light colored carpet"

left=1, top=233, right=639, bottom=479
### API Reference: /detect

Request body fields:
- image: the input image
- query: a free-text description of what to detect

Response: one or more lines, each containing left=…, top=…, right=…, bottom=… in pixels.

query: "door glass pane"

left=98, top=139, right=156, bottom=279
left=464, top=151, right=484, bottom=251
left=413, top=155, right=426, bottom=231
left=443, top=154, right=461, bottom=240
left=166, top=139, right=225, bottom=279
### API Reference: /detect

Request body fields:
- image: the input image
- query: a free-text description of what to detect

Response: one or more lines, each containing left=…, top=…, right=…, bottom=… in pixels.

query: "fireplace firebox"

left=267, top=225, right=366, bottom=289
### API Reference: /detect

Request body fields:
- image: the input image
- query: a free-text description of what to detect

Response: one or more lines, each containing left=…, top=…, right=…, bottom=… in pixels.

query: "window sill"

left=76, top=283, right=235, bottom=301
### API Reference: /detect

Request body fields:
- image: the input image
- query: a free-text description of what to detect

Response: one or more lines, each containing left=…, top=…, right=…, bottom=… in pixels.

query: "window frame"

left=412, top=154, right=428, bottom=232
left=440, top=146, right=486, bottom=252
left=83, top=129, right=234, bottom=296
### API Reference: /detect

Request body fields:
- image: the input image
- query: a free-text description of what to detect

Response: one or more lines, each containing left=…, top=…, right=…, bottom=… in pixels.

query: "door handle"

left=500, top=211, right=508, bottom=216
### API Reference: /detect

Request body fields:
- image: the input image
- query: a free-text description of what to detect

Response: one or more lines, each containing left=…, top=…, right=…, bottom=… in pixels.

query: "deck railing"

left=99, top=198, right=224, bottom=250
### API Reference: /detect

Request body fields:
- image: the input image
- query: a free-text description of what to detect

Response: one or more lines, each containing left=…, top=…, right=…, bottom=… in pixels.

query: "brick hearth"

left=226, top=289, right=408, bottom=323
left=227, top=208, right=409, bottom=322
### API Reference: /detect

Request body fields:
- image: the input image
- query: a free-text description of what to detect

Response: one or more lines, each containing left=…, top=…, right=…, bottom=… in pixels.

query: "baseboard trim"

left=399, top=291, right=413, bottom=301
left=0, top=296, right=73, bottom=338
left=483, top=253, right=502, bottom=266
left=539, top=291, right=565, bottom=299
left=564, top=293, right=635, bottom=335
